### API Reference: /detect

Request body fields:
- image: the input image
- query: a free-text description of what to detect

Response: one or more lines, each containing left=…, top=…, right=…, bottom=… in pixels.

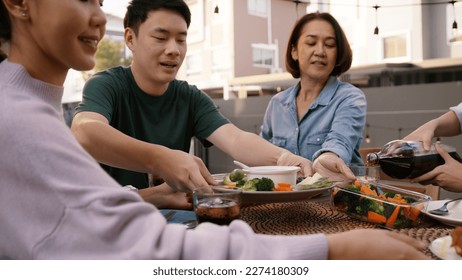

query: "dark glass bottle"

left=366, top=140, right=462, bottom=179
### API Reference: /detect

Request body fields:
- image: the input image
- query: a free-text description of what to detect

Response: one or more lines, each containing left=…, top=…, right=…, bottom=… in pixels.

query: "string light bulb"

left=451, top=1, right=458, bottom=34
left=373, top=4, right=380, bottom=35
left=365, top=134, right=371, bottom=144
left=365, top=123, right=371, bottom=144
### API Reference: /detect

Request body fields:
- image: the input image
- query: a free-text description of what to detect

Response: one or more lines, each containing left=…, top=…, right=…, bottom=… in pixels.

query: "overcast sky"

left=102, top=0, right=130, bottom=18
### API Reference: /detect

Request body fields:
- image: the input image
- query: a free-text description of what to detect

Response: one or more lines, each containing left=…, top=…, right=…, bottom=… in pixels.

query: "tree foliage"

left=95, top=39, right=131, bottom=72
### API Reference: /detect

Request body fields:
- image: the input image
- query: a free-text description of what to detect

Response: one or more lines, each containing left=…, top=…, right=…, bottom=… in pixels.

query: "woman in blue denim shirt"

left=261, top=12, right=365, bottom=180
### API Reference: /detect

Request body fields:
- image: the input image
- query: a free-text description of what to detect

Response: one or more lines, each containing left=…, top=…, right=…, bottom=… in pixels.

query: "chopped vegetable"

left=234, top=177, right=275, bottom=191
left=223, top=175, right=236, bottom=187
left=229, top=169, right=245, bottom=182
left=255, top=177, right=275, bottom=191
left=332, top=180, right=425, bottom=229
left=367, top=211, right=386, bottom=223
left=274, top=182, right=293, bottom=192
left=296, top=180, right=337, bottom=190
left=241, top=178, right=259, bottom=191
left=223, top=169, right=246, bottom=188
left=386, top=206, right=401, bottom=227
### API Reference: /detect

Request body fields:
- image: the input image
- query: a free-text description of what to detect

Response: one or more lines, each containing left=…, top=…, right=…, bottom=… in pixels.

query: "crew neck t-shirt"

left=76, top=66, right=229, bottom=188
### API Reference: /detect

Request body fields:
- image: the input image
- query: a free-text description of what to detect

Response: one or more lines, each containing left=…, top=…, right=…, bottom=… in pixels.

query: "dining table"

left=237, top=190, right=455, bottom=260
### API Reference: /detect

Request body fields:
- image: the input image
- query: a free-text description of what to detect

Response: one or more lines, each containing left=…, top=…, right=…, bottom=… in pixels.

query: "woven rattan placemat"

left=240, top=200, right=454, bottom=259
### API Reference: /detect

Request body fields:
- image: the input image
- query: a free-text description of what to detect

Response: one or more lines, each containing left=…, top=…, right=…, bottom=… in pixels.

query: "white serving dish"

left=242, top=166, right=300, bottom=185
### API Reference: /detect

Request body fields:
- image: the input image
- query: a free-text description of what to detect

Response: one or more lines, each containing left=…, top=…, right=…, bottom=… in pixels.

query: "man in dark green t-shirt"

left=72, top=0, right=314, bottom=209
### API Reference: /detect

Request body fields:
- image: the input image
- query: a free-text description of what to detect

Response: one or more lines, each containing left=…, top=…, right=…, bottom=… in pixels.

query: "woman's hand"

left=327, top=229, right=429, bottom=260
left=277, top=152, right=313, bottom=177
left=312, top=152, right=356, bottom=181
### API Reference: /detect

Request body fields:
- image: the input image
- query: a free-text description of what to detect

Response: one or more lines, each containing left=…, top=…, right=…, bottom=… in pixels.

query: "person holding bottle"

left=403, top=103, right=462, bottom=192
left=260, top=12, right=364, bottom=181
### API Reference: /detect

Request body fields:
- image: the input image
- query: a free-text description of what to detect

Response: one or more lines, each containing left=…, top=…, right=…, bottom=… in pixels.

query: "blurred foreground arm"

left=327, top=229, right=429, bottom=260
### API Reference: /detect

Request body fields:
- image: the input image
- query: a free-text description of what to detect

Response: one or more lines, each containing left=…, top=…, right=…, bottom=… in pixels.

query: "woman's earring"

left=22, top=12, right=28, bottom=17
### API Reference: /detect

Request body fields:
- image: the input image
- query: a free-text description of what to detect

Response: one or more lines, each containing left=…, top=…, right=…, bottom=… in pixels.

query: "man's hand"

left=154, top=149, right=215, bottom=193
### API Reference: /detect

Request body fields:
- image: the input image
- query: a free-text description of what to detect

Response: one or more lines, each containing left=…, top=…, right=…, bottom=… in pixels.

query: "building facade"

left=177, top=0, right=462, bottom=97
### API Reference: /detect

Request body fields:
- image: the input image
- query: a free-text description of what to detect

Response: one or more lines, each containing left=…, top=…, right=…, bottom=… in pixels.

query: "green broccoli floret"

left=235, top=179, right=246, bottom=189
left=229, top=169, right=245, bottom=182
left=383, top=191, right=396, bottom=198
left=354, top=198, right=384, bottom=216
left=368, top=200, right=385, bottom=215
left=333, top=187, right=361, bottom=212
left=241, top=178, right=260, bottom=191
left=255, top=177, right=275, bottom=191
left=239, top=177, right=275, bottom=192
left=346, top=184, right=361, bottom=192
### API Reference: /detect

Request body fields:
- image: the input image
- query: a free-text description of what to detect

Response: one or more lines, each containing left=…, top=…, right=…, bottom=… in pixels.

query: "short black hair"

left=0, top=2, right=10, bottom=61
left=124, top=0, right=191, bottom=35
left=285, top=12, right=352, bottom=78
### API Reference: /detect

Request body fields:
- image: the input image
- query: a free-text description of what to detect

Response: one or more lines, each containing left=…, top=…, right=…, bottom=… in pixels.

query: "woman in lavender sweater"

left=0, top=0, right=428, bottom=260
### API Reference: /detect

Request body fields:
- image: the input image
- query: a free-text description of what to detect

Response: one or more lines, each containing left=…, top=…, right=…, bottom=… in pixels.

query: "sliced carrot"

left=386, top=206, right=401, bottom=227
left=408, top=203, right=424, bottom=221
left=354, top=180, right=362, bottom=187
left=274, top=183, right=293, bottom=192
left=360, top=185, right=378, bottom=197
left=277, top=182, right=291, bottom=189
left=223, top=184, right=237, bottom=189
left=403, top=206, right=410, bottom=217
left=367, top=211, right=387, bottom=224
left=386, top=196, right=407, bottom=204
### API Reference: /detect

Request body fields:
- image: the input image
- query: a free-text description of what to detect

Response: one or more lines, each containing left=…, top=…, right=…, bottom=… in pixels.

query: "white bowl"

left=243, top=166, right=300, bottom=185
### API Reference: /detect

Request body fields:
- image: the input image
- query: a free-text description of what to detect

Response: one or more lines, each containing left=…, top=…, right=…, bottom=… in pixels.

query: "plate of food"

left=430, top=227, right=462, bottom=260
left=211, top=169, right=338, bottom=205
left=422, top=199, right=462, bottom=226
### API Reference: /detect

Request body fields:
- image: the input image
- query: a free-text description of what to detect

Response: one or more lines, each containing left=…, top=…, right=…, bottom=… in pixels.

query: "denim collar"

left=282, top=76, right=340, bottom=109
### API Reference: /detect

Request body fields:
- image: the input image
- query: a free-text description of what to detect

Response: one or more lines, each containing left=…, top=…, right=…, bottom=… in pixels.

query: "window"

left=248, top=0, right=267, bottom=18
left=252, top=43, right=277, bottom=69
left=212, top=48, right=230, bottom=71
left=185, top=0, right=204, bottom=43
left=186, top=53, right=202, bottom=75
left=379, top=31, right=411, bottom=62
